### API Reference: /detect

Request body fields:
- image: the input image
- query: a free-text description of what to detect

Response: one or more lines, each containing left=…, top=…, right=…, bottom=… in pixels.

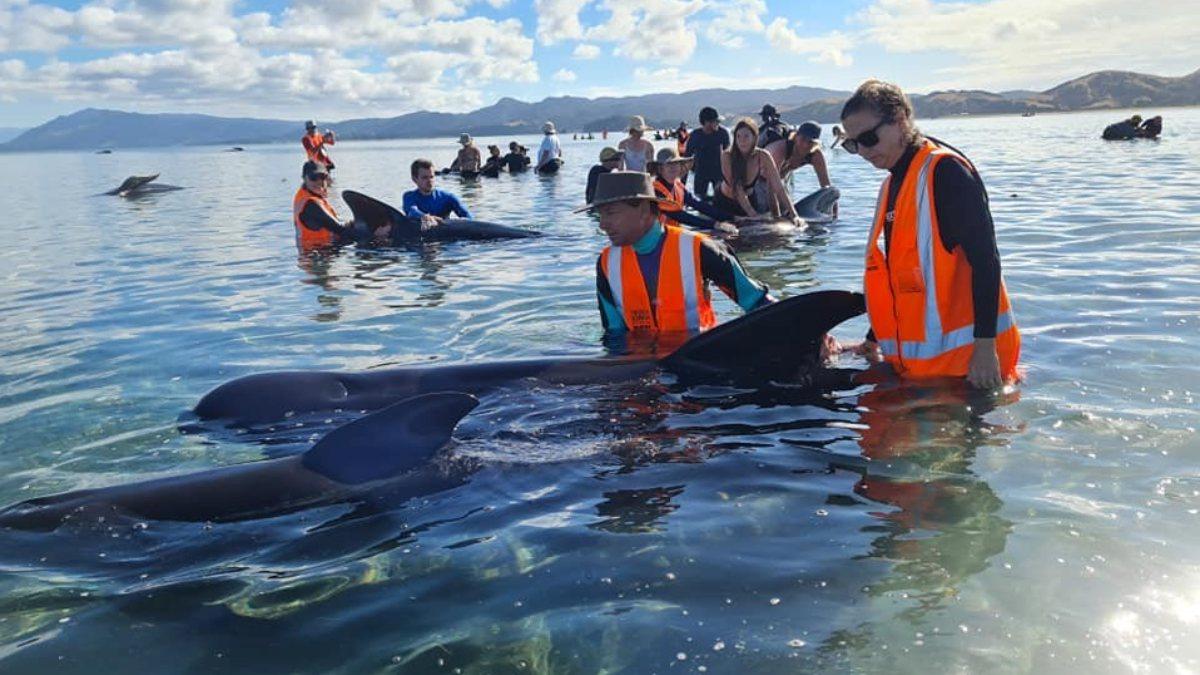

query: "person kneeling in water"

left=649, top=147, right=735, bottom=232
left=293, top=160, right=360, bottom=250
left=403, top=159, right=473, bottom=229
left=714, top=118, right=801, bottom=223
left=584, top=171, right=772, bottom=343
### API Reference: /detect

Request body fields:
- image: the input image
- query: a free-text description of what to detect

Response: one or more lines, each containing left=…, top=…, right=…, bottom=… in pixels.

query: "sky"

left=1, top=0, right=1197, bottom=127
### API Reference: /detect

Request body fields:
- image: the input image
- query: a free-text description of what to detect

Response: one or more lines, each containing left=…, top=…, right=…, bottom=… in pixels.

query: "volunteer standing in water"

left=403, top=159, right=472, bottom=229
left=684, top=106, right=730, bottom=199
left=293, top=160, right=357, bottom=249
left=585, top=172, right=771, bottom=340
left=449, top=134, right=482, bottom=174
left=838, top=79, right=1020, bottom=388
left=537, top=121, right=562, bottom=171
left=618, top=116, right=655, bottom=172
left=302, top=120, right=336, bottom=170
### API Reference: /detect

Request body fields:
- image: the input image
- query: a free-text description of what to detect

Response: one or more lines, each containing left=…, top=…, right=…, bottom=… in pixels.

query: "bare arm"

left=810, top=149, right=831, bottom=188
left=758, top=149, right=797, bottom=219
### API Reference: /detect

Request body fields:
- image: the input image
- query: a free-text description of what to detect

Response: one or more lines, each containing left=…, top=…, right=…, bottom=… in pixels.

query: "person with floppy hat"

left=301, top=120, right=336, bottom=170
left=537, top=121, right=562, bottom=171
left=583, top=171, right=771, bottom=342
left=449, top=133, right=482, bottom=174
left=586, top=146, right=625, bottom=204
left=649, top=147, right=735, bottom=232
left=618, top=115, right=655, bottom=172
left=683, top=106, right=730, bottom=199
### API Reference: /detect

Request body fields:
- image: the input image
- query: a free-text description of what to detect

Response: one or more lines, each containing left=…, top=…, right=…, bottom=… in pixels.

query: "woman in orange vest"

left=838, top=80, right=1020, bottom=388
left=580, top=171, right=772, bottom=351
left=293, top=160, right=357, bottom=250
left=649, top=147, right=734, bottom=232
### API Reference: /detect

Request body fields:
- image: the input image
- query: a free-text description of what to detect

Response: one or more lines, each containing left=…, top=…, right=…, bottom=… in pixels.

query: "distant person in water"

left=302, top=120, right=335, bottom=170
left=450, top=133, right=482, bottom=173
left=503, top=142, right=530, bottom=172
left=1102, top=114, right=1143, bottom=140
left=584, top=171, right=771, bottom=341
left=403, top=158, right=472, bottom=229
left=757, top=104, right=791, bottom=149
left=1137, top=115, right=1163, bottom=139
left=618, top=116, right=655, bottom=172
left=483, top=145, right=505, bottom=174
left=537, top=121, right=562, bottom=170
left=684, top=106, right=731, bottom=199
left=837, top=78, right=1020, bottom=387
left=586, top=147, right=625, bottom=204
left=650, top=147, right=734, bottom=231
left=293, top=160, right=357, bottom=250
left=714, top=117, right=800, bottom=222
left=831, top=124, right=847, bottom=149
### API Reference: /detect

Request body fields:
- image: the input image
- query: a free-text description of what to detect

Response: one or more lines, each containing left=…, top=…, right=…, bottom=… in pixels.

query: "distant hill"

left=0, top=127, right=26, bottom=143
left=3, top=68, right=1197, bottom=152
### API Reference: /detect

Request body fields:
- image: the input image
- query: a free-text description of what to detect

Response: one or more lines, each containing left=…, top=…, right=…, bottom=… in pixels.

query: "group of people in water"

left=293, top=78, right=1022, bottom=390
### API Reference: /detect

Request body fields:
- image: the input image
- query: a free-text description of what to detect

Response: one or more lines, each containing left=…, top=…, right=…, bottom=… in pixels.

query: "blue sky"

left=1, top=0, right=1196, bottom=127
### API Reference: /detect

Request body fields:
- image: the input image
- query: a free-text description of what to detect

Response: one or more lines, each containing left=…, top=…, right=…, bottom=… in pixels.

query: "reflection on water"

left=1, top=109, right=1199, bottom=673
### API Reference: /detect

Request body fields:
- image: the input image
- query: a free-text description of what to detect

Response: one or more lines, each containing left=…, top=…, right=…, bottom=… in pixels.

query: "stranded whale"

left=342, top=190, right=540, bottom=243
left=104, top=174, right=185, bottom=198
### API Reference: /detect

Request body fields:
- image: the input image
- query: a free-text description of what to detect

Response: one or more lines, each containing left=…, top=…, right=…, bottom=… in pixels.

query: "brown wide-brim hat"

left=573, top=171, right=671, bottom=213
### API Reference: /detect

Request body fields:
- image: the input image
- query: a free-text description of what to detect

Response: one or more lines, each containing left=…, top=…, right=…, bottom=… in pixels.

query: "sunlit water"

left=1, top=107, right=1197, bottom=673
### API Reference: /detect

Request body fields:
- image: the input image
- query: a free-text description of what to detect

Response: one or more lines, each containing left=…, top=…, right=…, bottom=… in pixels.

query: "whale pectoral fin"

left=794, top=187, right=840, bottom=222
left=342, top=189, right=421, bottom=240
left=660, top=290, right=865, bottom=381
left=301, top=392, right=479, bottom=485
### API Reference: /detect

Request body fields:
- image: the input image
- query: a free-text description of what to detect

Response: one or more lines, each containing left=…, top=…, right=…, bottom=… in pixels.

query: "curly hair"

left=841, top=79, right=921, bottom=145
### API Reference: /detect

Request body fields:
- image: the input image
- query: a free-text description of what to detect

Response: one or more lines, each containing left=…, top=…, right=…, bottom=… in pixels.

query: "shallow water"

left=1, top=108, right=1198, bottom=673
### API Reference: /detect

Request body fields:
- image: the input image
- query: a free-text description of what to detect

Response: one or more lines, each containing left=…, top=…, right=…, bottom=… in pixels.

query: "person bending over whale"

left=649, top=147, right=735, bottom=232
left=293, top=160, right=359, bottom=250
left=584, top=172, right=771, bottom=348
left=404, top=159, right=472, bottom=230
left=713, top=118, right=801, bottom=223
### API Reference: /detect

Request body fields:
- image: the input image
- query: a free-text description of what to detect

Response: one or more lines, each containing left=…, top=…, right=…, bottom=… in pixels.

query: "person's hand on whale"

left=420, top=214, right=443, bottom=231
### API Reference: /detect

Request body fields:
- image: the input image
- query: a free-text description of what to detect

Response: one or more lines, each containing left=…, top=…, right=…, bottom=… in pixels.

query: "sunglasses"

left=306, top=172, right=331, bottom=181
left=842, top=118, right=892, bottom=154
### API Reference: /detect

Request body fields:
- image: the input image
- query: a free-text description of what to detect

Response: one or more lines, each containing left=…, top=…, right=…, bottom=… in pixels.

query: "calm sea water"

left=1, top=107, right=1197, bottom=674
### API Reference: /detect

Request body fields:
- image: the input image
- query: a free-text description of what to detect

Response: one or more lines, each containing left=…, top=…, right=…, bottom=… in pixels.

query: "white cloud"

left=585, top=0, right=704, bottom=64
left=571, top=43, right=601, bottom=59
left=765, top=18, right=853, bottom=67
left=552, top=67, right=577, bottom=82
left=855, top=0, right=1200, bottom=89
left=534, top=0, right=589, bottom=45
left=702, top=0, right=766, bottom=49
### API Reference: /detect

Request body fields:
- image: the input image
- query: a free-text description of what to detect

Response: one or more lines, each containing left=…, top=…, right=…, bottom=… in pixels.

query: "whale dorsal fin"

left=107, top=174, right=160, bottom=196
left=794, top=186, right=840, bottom=223
left=342, top=189, right=421, bottom=239
left=660, top=290, right=865, bottom=381
left=301, top=392, right=478, bottom=484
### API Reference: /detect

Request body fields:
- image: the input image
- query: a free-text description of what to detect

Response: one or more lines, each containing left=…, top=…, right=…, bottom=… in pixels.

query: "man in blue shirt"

left=403, top=158, right=472, bottom=228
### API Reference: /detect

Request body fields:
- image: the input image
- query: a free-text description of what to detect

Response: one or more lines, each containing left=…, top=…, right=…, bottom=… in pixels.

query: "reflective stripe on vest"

left=654, top=178, right=686, bottom=213
left=864, top=142, right=1019, bottom=378
left=602, top=225, right=714, bottom=333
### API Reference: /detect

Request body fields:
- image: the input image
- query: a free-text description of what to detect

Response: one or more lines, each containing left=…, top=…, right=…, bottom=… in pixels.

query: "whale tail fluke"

left=301, top=392, right=479, bottom=484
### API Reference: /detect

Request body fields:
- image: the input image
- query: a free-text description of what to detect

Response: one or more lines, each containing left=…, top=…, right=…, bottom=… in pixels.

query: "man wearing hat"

left=584, top=172, right=771, bottom=341
left=683, top=106, right=730, bottom=199
left=649, top=147, right=735, bottom=231
left=537, top=121, right=562, bottom=171
left=586, top=147, right=625, bottom=204
left=302, top=120, right=336, bottom=170
left=763, top=119, right=833, bottom=189
left=449, top=133, right=482, bottom=174
left=618, top=115, right=655, bottom=172
left=757, top=104, right=791, bottom=149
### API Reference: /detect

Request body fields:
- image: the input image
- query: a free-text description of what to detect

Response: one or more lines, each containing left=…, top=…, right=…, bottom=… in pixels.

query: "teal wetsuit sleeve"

left=596, top=255, right=627, bottom=332
left=698, top=238, right=768, bottom=312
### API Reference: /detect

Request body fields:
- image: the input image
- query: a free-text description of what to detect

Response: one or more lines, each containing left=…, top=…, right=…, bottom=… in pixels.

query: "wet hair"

left=411, top=158, right=434, bottom=178
left=729, top=117, right=759, bottom=188
left=302, top=160, right=328, bottom=179
left=841, top=79, right=920, bottom=144
left=699, top=106, right=719, bottom=123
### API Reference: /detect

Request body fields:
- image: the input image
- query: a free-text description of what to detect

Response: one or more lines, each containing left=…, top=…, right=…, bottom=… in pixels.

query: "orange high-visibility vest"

left=677, top=129, right=689, bottom=156
left=303, top=132, right=331, bottom=163
left=863, top=140, right=1020, bottom=380
left=292, top=186, right=339, bottom=249
left=653, top=177, right=687, bottom=214
left=600, top=225, right=716, bottom=334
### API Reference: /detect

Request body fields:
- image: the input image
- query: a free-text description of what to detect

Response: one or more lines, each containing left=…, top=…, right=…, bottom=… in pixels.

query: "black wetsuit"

left=586, top=164, right=615, bottom=204
left=298, top=200, right=353, bottom=244
left=866, top=142, right=1002, bottom=341
left=503, top=152, right=530, bottom=172
left=684, top=126, right=730, bottom=199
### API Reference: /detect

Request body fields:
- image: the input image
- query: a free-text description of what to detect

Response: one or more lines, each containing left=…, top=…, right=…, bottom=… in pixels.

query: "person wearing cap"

left=449, top=133, right=482, bottom=174
left=482, top=144, right=505, bottom=176
left=683, top=106, right=730, bottom=199
left=649, top=147, right=735, bottom=231
left=757, top=104, right=791, bottom=149
left=293, top=160, right=356, bottom=250
left=584, top=171, right=772, bottom=342
left=503, top=141, right=530, bottom=172
left=537, top=121, right=562, bottom=171
left=762, top=120, right=833, bottom=188
left=586, top=147, right=625, bottom=204
left=618, top=116, right=655, bottom=172
left=403, top=158, right=472, bottom=229
left=302, top=120, right=336, bottom=170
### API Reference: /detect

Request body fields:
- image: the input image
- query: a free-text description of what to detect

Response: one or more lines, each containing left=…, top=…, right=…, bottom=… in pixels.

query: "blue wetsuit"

left=596, top=222, right=770, bottom=333
left=403, top=189, right=472, bottom=219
